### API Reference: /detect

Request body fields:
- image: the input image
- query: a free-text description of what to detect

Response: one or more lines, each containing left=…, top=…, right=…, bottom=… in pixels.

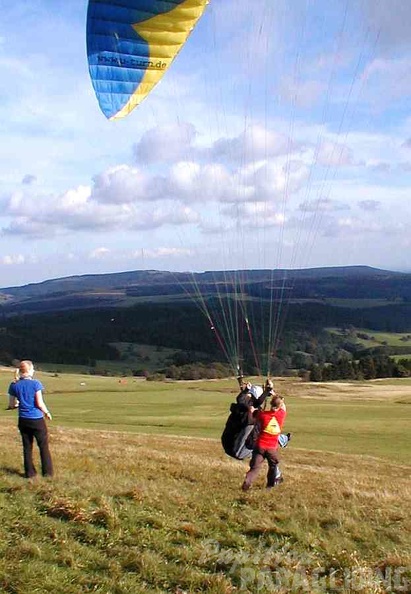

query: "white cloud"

left=365, top=161, right=391, bottom=173
left=136, top=247, right=192, bottom=259
left=280, top=78, right=326, bottom=108
left=322, top=216, right=385, bottom=237
left=358, top=200, right=381, bottom=211
left=92, top=166, right=149, bottom=204
left=89, top=247, right=111, bottom=260
left=2, top=219, right=52, bottom=238
left=0, top=254, right=26, bottom=265
left=166, top=161, right=244, bottom=203
left=247, top=159, right=309, bottom=202
left=222, top=202, right=286, bottom=228
left=299, top=198, right=350, bottom=213
left=129, top=204, right=199, bottom=230
left=133, top=122, right=197, bottom=164
left=0, top=119, right=402, bottom=244
left=210, top=125, right=294, bottom=164
left=317, top=140, right=354, bottom=167
left=362, top=57, right=411, bottom=103
left=59, top=186, right=91, bottom=211
left=362, top=1, right=411, bottom=52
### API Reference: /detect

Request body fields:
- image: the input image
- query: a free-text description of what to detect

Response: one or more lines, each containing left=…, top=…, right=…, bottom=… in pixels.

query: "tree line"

left=1, top=300, right=411, bottom=381
left=307, top=354, right=411, bottom=382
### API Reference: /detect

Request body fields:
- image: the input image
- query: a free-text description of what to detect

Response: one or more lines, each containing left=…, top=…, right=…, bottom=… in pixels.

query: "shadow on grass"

left=0, top=466, right=25, bottom=478
left=244, top=527, right=292, bottom=538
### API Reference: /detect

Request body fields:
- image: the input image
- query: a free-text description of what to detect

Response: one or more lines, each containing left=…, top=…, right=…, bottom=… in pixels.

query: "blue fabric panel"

left=87, top=0, right=187, bottom=119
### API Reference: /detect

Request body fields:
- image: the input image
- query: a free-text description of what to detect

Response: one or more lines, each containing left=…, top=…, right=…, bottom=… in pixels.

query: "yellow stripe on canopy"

left=111, top=0, right=209, bottom=120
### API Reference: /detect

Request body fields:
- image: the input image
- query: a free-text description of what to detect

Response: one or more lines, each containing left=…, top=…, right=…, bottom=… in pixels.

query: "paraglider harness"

left=221, top=377, right=269, bottom=460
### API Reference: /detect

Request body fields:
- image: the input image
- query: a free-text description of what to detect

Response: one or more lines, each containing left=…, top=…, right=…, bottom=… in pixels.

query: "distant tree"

left=146, top=373, right=166, bottom=381
left=397, top=358, right=411, bottom=372
left=298, top=369, right=310, bottom=382
left=359, top=356, right=376, bottom=380
left=292, top=351, right=313, bottom=369
left=321, top=364, right=334, bottom=381
left=165, top=365, right=181, bottom=380
left=396, top=363, right=410, bottom=378
left=269, top=356, right=286, bottom=376
left=0, top=350, right=14, bottom=365
left=310, top=364, right=323, bottom=382
left=373, top=355, right=396, bottom=378
left=335, top=357, right=356, bottom=380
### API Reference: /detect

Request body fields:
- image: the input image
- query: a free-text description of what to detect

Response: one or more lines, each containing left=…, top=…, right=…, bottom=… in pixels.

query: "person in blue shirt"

left=8, top=360, right=53, bottom=479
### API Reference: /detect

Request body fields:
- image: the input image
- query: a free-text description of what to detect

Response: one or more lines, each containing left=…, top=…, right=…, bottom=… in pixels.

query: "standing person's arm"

left=35, top=390, right=52, bottom=420
left=7, top=383, right=17, bottom=410
left=7, top=395, right=17, bottom=410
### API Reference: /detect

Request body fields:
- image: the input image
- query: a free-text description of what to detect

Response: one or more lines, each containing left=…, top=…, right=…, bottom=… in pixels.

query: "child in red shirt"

left=242, top=394, right=287, bottom=490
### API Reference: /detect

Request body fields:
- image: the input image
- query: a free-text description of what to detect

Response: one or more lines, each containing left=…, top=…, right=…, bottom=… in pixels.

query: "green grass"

left=37, top=343, right=181, bottom=375
left=1, top=373, right=409, bottom=464
left=0, top=371, right=410, bottom=593
left=392, top=354, right=411, bottom=362
left=323, top=298, right=393, bottom=308
left=110, top=343, right=179, bottom=371
left=327, top=327, right=411, bottom=350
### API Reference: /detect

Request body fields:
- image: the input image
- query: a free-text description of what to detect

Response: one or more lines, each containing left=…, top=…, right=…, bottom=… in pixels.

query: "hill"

left=0, top=266, right=408, bottom=316
left=2, top=266, right=411, bottom=375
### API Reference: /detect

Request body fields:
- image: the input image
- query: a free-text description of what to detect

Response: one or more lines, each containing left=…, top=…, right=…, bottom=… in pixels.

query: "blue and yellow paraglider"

left=86, top=0, right=209, bottom=120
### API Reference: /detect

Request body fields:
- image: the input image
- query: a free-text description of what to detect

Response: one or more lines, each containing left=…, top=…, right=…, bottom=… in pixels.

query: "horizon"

left=2, top=1, right=411, bottom=286
left=1, top=263, right=410, bottom=292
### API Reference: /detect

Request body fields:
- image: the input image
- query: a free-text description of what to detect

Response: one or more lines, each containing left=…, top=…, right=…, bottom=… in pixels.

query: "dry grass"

left=0, top=418, right=410, bottom=593
left=271, top=377, right=411, bottom=402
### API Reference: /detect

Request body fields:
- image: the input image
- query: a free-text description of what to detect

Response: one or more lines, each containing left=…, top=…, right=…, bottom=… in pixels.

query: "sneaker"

left=267, top=477, right=284, bottom=487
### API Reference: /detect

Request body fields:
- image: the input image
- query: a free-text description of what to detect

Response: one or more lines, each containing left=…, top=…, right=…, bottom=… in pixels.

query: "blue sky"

left=1, top=0, right=411, bottom=287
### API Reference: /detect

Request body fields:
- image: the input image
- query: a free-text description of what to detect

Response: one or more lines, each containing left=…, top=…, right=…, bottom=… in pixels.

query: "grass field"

left=0, top=370, right=410, bottom=593
left=296, top=298, right=393, bottom=308
left=37, top=342, right=181, bottom=375
left=1, top=372, right=409, bottom=464
left=393, top=354, right=411, bottom=362
left=327, top=328, right=411, bottom=351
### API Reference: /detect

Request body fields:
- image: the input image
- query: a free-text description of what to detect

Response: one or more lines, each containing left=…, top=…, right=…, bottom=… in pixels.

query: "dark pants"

left=243, top=447, right=280, bottom=489
left=18, top=417, right=53, bottom=478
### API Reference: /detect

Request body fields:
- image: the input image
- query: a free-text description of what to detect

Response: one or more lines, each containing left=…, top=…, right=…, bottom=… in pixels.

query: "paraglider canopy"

left=86, top=0, right=209, bottom=120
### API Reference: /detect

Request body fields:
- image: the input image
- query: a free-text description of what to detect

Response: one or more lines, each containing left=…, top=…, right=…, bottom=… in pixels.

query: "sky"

left=1, top=0, right=411, bottom=288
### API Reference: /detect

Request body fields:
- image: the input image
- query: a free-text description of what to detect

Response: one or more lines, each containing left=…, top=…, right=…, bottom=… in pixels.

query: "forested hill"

left=2, top=265, right=411, bottom=374
left=0, top=266, right=410, bottom=316
left=0, top=265, right=398, bottom=297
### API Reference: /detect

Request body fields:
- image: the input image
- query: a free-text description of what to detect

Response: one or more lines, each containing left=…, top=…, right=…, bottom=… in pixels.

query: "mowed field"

left=0, top=370, right=410, bottom=593
left=1, top=371, right=409, bottom=463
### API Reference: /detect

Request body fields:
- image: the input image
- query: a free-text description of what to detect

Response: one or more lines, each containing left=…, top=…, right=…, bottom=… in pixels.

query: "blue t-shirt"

left=8, top=378, right=44, bottom=420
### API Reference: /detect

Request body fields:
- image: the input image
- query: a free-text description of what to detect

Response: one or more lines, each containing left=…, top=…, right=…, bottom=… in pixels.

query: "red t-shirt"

left=255, top=408, right=287, bottom=449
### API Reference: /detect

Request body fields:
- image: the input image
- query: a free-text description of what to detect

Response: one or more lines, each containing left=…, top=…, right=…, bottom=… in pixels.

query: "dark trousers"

left=243, top=447, right=279, bottom=488
left=18, top=417, right=53, bottom=478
